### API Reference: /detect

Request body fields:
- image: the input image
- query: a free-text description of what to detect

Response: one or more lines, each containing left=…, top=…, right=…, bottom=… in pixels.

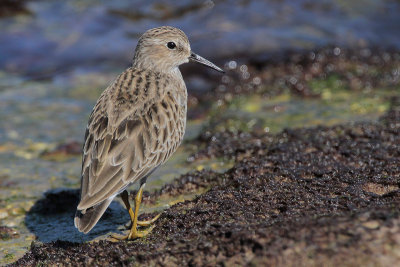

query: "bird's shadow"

left=25, top=188, right=128, bottom=243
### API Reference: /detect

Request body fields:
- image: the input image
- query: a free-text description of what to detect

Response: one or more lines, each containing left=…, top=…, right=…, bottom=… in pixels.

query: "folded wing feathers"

left=77, top=99, right=176, bottom=210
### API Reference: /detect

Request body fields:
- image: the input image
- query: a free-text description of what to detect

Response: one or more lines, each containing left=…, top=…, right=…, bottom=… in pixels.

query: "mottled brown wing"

left=77, top=95, right=178, bottom=211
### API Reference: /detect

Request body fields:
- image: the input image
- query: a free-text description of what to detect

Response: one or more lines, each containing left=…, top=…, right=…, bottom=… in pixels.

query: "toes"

left=128, top=225, right=156, bottom=239
left=109, top=233, right=128, bottom=241
left=137, top=213, right=161, bottom=227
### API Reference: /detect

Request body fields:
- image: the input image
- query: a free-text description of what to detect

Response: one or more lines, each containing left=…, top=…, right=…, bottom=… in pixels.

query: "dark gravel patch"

left=138, top=169, right=220, bottom=205
left=192, top=130, right=273, bottom=161
left=10, top=98, right=400, bottom=266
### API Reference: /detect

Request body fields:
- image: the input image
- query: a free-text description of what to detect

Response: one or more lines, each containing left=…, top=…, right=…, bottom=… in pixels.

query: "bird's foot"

left=125, top=212, right=161, bottom=229
left=111, top=184, right=161, bottom=241
left=110, top=224, right=156, bottom=241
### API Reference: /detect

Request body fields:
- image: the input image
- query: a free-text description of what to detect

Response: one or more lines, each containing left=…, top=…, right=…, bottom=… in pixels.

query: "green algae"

left=3, top=253, right=14, bottom=261
left=207, top=75, right=397, bottom=135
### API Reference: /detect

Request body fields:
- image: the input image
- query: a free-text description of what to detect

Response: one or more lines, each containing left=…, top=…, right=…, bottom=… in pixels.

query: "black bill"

left=189, top=52, right=224, bottom=73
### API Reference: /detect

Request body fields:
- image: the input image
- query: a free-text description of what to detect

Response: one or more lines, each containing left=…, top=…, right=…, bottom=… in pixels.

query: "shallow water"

left=1, top=0, right=399, bottom=77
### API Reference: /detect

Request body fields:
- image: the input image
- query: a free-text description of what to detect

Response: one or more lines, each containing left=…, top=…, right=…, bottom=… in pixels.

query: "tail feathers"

left=74, top=198, right=113, bottom=234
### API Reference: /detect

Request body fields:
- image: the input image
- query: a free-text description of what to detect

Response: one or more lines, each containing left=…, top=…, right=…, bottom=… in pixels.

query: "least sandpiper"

left=74, top=26, right=224, bottom=239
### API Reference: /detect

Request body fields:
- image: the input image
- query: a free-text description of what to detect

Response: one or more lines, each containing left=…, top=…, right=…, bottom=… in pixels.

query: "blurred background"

left=0, top=0, right=399, bottom=264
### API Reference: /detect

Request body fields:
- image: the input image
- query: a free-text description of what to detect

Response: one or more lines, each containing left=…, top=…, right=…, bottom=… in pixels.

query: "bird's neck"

left=132, top=58, right=184, bottom=82
left=169, top=67, right=184, bottom=81
left=132, top=53, right=181, bottom=76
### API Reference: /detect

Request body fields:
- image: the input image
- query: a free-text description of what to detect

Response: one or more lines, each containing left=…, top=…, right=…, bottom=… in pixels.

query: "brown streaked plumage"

left=74, top=26, right=223, bottom=239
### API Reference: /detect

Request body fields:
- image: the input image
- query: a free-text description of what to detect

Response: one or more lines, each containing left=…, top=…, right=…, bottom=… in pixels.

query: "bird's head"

left=133, top=26, right=224, bottom=74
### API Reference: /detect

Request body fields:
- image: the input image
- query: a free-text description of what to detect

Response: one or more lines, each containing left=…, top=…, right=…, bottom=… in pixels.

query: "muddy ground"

left=10, top=93, right=400, bottom=266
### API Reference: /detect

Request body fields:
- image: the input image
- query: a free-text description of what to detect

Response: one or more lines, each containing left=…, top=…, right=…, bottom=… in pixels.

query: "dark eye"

left=167, top=42, right=176, bottom=49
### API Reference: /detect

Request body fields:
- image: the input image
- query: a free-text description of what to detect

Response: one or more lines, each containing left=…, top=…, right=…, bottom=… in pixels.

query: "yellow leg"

left=111, top=184, right=160, bottom=240
left=120, top=190, right=161, bottom=227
